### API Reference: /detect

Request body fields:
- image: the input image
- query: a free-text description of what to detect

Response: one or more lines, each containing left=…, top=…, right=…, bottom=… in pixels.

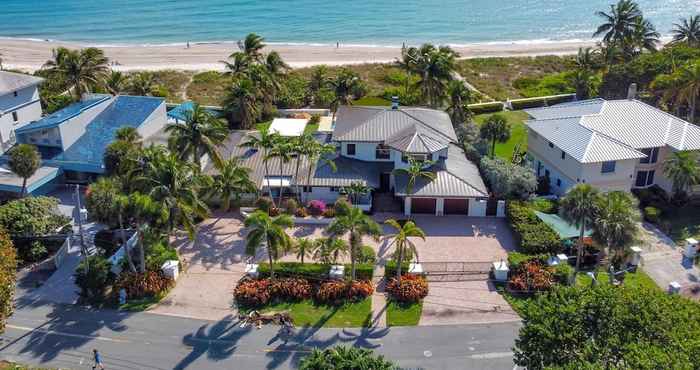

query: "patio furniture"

left=245, top=263, right=259, bottom=279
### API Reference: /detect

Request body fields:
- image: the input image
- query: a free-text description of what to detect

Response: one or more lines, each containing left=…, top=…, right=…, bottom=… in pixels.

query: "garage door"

left=444, top=198, right=468, bottom=215
left=411, top=198, right=436, bottom=214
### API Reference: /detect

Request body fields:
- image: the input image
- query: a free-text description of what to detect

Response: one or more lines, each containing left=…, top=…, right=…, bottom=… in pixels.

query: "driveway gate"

left=419, top=261, right=493, bottom=282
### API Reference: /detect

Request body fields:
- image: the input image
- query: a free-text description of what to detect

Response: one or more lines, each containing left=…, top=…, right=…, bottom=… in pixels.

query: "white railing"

left=109, top=232, right=138, bottom=274
left=53, top=237, right=71, bottom=269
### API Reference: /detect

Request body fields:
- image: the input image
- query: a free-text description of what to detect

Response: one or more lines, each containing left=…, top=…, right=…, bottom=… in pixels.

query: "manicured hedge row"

left=509, top=94, right=575, bottom=110
left=258, top=262, right=374, bottom=280
left=506, top=201, right=562, bottom=254
left=468, top=101, right=504, bottom=115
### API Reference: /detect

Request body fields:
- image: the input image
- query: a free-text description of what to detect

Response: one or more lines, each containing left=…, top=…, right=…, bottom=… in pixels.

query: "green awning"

left=534, top=211, right=593, bottom=239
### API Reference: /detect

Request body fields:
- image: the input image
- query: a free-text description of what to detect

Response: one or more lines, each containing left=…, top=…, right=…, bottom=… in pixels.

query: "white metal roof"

left=0, top=71, right=43, bottom=96
left=525, top=99, right=700, bottom=163
left=270, top=118, right=308, bottom=137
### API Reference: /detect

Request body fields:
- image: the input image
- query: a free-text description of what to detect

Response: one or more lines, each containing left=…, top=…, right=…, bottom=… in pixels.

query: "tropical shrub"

left=315, top=280, right=374, bottom=304
left=269, top=278, right=313, bottom=301
left=27, top=241, right=48, bottom=262
left=480, top=157, right=537, bottom=200
left=346, top=280, right=374, bottom=301
left=85, top=178, right=121, bottom=227
left=529, top=198, right=557, bottom=214
left=268, top=207, right=281, bottom=217
left=234, top=278, right=271, bottom=307
left=74, top=256, right=116, bottom=303
left=295, top=207, right=309, bottom=218
left=115, top=271, right=173, bottom=299
left=284, top=198, right=298, bottom=215
left=385, top=275, right=429, bottom=303
left=0, top=230, right=17, bottom=333
left=255, top=196, right=274, bottom=212
left=144, top=239, right=178, bottom=272
left=321, top=208, right=335, bottom=218
left=632, top=185, right=669, bottom=209
left=507, top=252, right=549, bottom=269
left=307, top=200, right=326, bottom=216
left=0, top=196, right=71, bottom=238
left=347, top=263, right=374, bottom=281
left=299, top=346, right=397, bottom=370
left=506, top=201, right=561, bottom=254
left=507, top=260, right=554, bottom=293
left=384, top=260, right=410, bottom=279
left=553, top=263, right=574, bottom=285
left=356, top=245, right=376, bottom=264
left=643, top=206, right=661, bottom=223
left=536, top=175, right=551, bottom=195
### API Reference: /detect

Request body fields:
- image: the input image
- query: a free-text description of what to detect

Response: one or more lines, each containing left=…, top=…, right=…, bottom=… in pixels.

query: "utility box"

left=161, top=260, right=179, bottom=281
left=669, top=281, right=682, bottom=294
left=329, top=265, right=345, bottom=280
left=244, top=263, right=259, bottom=279
left=629, top=246, right=642, bottom=266
left=684, top=238, right=698, bottom=259
left=492, top=260, right=509, bottom=282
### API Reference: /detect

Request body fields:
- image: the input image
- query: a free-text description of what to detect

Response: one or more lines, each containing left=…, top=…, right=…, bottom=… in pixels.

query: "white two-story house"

left=0, top=71, right=43, bottom=153
left=524, top=98, right=700, bottom=195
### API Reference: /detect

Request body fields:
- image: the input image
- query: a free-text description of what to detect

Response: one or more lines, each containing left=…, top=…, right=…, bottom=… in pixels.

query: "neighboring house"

left=0, top=71, right=43, bottom=153
left=0, top=94, right=167, bottom=196
left=209, top=103, right=490, bottom=216
left=525, top=98, right=700, bottom=195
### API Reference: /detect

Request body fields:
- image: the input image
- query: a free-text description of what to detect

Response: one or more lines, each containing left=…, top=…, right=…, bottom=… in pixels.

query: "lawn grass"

left=386, top=300, right=422, bottom=326
left=247, top=298, right=372, bottom=327
left=473, top=110, right=530, bottom=160
left=355, top=96, right=391, bottom=106
left=0, top=361, right=56, bottom=370
left=659, top=205, right=700, bottom=244
left=119, top=290, right=170, bottom=312
left=293, top=63, right=404, bottom=97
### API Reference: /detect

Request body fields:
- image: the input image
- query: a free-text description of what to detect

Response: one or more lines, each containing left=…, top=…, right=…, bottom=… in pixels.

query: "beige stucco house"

left=524, top=98, right=700, bottom=195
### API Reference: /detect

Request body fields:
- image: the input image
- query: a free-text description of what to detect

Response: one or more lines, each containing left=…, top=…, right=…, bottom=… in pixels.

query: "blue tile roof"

left=167, top=101, right=222, bottom=121
left=15, top=96, right=110, bottom=134
left=52, top=95, right=164, bottom=172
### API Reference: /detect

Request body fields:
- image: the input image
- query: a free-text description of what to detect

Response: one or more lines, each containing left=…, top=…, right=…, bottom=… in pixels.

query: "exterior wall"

left=136, top=101, right=168, bottom=140
left=631, top=146, right=674, bottom=193
left=57, top=98, right=112, bottom=150
left=22, top=127, right=62, bottom=147
left=0, top=85, right=42, bottom=153
left=305, top=186, right=342, bottom=203
left=579, top=159, right=637, bottom=192
left=340, top=141, right=395, bottom=163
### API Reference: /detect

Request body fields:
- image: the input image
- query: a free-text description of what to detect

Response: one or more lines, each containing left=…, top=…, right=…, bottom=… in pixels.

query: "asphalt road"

left=0, top=301, right=521, bottom=370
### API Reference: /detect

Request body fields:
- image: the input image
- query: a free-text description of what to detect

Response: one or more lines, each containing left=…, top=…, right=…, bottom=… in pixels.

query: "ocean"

left=0, top=0, right=697, bottom=47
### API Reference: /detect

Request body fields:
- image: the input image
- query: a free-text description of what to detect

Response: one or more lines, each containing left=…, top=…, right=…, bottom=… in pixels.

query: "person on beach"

left=92, top=349, right=105, bottom=369
left=336, top=41, right=339, bottom=48
left=187, top=41, right=190, bottom=49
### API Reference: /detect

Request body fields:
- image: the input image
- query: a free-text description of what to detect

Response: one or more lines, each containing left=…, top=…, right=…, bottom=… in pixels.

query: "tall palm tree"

left=264, top=51, right=290, bottom=90
left=166, top=103, right=228, bottom=169
left=308, top=65, right=328, bottom=106
left=628, top=18, right=660, bottom=55
left=671, top=15, right=700, bottom=47
left=113, top=192, right=137, bottom=273
left=291, top=134, right=315, bottom=202
left=104, top=70, right=128, bottom=95
left=672, top=61, right=700, bottom=123
left=313, top=237, right=349, bottom=265
left=295, top=237, right=314, bottom=264
left=129, top=192, right=169, bottom=273
left=401, top=44, right=458, bottom=108
left=42, top=47, right=109, bottom=99
left=237, top=33, right=266, bottom=62
left=244, top=210, right=293, bottom=280
left=384, top=219, right=426, bottom=283
left=327, top=201, right=382, bottom=280
left=479, top=114, right=511, bottom=158
left=128, top=71, right=156, bottom=96
left=221, top=52, right=252, bottom=77
left=8, top=144, right=41, bottom=197
left=446, top=80, right=472, bottom=125
left=327, top=69, right=361, bottom=120
left=393, top=158, right=437, bottom=200
left=207, top=158, right=256, bottom=212
left=560, top=184, right=601, bottom=275
left=301, top=139, right=337, bottom=203
left=139, top=148, right=209, bottom=238
left=593, top=0, right=643, bottom=47
left=664, top=151, right=700, bottom=198
left=241, top=127, right=281, bottom=207
left=575, top=47, right=599, bottom=71
left=267, top=140, right=294, bottom=207
left=593, top=191, right=640, bottom=267
left=224, top=78, right=260, bottom=129
left=115, top=126, right=142, bottom=144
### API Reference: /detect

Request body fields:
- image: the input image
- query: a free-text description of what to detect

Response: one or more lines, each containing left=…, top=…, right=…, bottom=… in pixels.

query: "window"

left=13, top=91, right=18, bottom=97
left=303, top=186, right=312, bottom=193
left=556, top=178, right=562, bottom=187
left=11, top=112, right=18, bottom=122
left=639, top=148, right=659, bottom=164
left=635, top=170, right=655, bottom=187
left=601, top=161, right=616, bottom=173
left=375, top=144, right=390, bottom=159
left=561, top=150, right=566, bottom=160
left=548, top=142, right=554, bottom=148
left=346, top=143, right=356, bottom=156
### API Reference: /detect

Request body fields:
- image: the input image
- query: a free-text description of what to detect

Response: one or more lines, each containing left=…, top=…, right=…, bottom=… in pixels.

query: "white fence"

left=53, top=237, right=71, bottom=269
left=108, top=232, right=139, bottom=274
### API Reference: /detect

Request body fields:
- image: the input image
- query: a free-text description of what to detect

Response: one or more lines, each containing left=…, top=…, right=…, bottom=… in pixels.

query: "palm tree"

left=139, top=148, right=209, bottom=238
left=238, top=33, right=266, bottom=62
left=572, top=69, right=596, bottom=100
left=42, top=47, right=109, bottom=99
left=264, top=51, right=289, bottom=89
left=327, top=69, right=361, bottom=120
left=166, top=103, right=228, bottom=169
left=244, top=210, right=293, bottom=279
left=479, top=114, right=511, bottom=158
left=129, top=192, right=169, bottom=273
left=342, top=182, right=371, bottom=205
left=313, top=237, right=349, bottom=265
left=115, top=126, right=142, bottom=144
left=383, top=219, right=426, bottom=283
left=223, top=78, right=260, bottom=129
left=327, top=201, right=382, bottom=280
left=291, top=134, right=315, bottom=201
left=241, top=127, right=281, bottom=207
left=593, top=0, right=643, bottom=47
left=104, top=70, right=128, bottom=95
left=663, top=151, right=700, bottom=198
left=267, top=140, right=294, bottom=207
left=673, top=61, right=700, bottom=123
left=114, top=192, right=137, bottom=273
left=560, top=184, right=601, bottom=275
left=207, top=158, right=256, bottom=212
left=401, top=44, right=458, bottom=108
left=129, top=71, right=156, bottom=96
left=628, top=18, right=660, bottom=55
left=671, top=15, right=700, bottom=47
left=222, top=52, right=252, bottom=77
left=301, top=139, right=337, bottom=203
left=446, top=80, right=472, bottom=125
left=593, top=191, right=640, bottom=267
left=393, top=158, right=437, bottom=200
left=8, top=144, right=41, bottom=197
left=308, top=65, right=328, bottom=106
left=294, top=237, right=314, bottom=264
left=575, top=47, right=599, bottom=71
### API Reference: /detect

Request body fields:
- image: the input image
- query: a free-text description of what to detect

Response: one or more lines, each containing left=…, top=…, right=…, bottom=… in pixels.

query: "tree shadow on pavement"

left=174, top=314, right=253, bottom=370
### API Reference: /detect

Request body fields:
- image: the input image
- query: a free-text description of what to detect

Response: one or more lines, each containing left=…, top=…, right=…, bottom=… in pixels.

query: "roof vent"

left=391, top=96, right=399, bottom=110
left=627, top=83, right=638, bottom=100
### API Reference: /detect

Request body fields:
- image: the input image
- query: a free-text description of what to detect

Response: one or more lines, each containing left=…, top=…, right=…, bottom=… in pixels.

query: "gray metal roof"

left=525, top=99, right=700, bottom=162
left=309, top=155, right=393, bottom=187
left=332, top=106, right=457, bottom=150
left=384, top=124, right=448, bottom=153
left=394, top=144, right=488, bottom=198
left=0, top=71, right=43, bottom=96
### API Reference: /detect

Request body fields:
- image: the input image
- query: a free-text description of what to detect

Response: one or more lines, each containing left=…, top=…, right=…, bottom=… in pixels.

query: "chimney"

left=627, top=83, right=638, bottom=100
left=391, top=96, right=399, bottom=110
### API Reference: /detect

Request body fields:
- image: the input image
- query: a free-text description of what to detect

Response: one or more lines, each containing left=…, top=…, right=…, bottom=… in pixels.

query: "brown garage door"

left=411, top=198, right=436, bottom=214
left=444, top=198, right=468, bottom=215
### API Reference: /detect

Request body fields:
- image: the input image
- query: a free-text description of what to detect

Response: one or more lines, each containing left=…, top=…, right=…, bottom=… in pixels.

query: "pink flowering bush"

left=308, top=200, right=326, bottom=216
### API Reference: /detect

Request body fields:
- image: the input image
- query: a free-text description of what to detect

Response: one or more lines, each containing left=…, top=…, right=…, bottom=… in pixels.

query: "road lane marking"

left=6, top=324, right=130, bottom=343
left=469, top=351, right=514, bottom=359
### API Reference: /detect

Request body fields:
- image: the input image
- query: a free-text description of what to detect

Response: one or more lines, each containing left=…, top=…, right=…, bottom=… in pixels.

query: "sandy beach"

left=0, top=38, right=595, bottom=72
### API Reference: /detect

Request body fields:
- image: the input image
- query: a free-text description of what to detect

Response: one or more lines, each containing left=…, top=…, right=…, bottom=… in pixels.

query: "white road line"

left=6, top=324, right=130, bottom=343
left=469, top=351, right=514, bottom=359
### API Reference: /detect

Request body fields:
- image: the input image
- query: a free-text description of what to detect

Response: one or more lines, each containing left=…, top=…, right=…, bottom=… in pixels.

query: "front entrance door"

left=379, top=173, right=391, bottom=193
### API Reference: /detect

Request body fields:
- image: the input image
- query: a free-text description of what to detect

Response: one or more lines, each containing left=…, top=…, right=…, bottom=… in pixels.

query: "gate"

left=420, top=261, right=492, bottom=282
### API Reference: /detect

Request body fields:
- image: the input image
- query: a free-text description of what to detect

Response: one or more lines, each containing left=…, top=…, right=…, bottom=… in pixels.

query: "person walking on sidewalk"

left=92, top=349, right=105, bottom=369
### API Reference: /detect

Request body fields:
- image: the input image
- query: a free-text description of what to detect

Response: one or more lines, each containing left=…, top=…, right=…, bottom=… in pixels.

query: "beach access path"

left=0, top=38, right=594, bottom=72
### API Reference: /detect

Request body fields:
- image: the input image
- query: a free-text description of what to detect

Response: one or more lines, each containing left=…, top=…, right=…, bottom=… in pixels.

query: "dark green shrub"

left=507, top=252, right=548, bottom=269
left=255, top=197, right=274, bottom=212
left=643, top=206, right=661, bottom=223
left=529, top=198, right=557, bottom=213
left=384, top=260, right=411, bottom=279
left=259, top=262, right=330, bottom=279
left=632, top=186, right=669, bottom=209
left=356, top=245, right=376, bottom=264
left=145, top=241, right=178, bottom=272
left=94, top=229, right=123, bottom=257
left=346, top=263, right=374, bottom=280
left=299, top=346, right=397, bottom=370
left=507, top=201, right=562, bottom=254
left=468, top=101, right=504, bottom=115
left=74, top=256, right=116, bottom=303
left=554, top=263, right=574, bottom=285
left=28, top=241, right=47, bottom=262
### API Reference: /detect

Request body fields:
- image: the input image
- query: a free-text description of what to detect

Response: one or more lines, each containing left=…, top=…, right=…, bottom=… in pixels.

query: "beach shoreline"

left=0, top=37, right=596, bottom=72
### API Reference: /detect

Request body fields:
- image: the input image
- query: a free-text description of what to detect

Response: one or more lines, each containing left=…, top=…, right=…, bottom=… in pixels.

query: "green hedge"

left=509, top=94, right=575, bottom=110
left=258, top=262, right=373, bottom=280
left=468, top=101, right=504, bottom=115
left=507, top=251, right=549, bottom=269
left=384, top=261, right=411, bottom=279
left=506, top=201, right=562, bottom=254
